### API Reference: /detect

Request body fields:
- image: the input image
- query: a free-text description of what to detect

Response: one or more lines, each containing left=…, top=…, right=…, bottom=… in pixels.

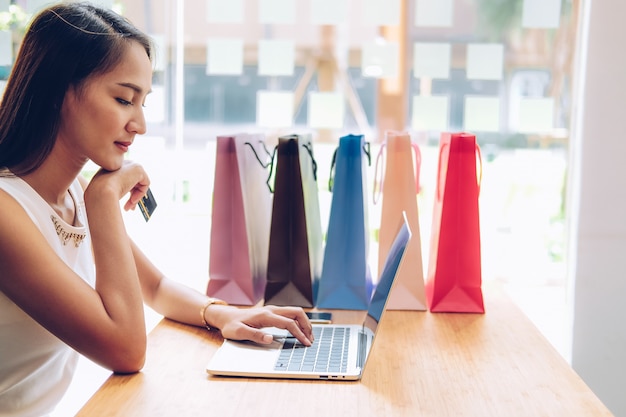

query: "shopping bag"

left=373, top=131, right=427, bottom=310
left=207, top=134, right=273, bottom=305
left=425, top=132, right=484, bottom=313
left=316, top=134, right=373, bottom=310
left=265, top=134, right=323, bottom=307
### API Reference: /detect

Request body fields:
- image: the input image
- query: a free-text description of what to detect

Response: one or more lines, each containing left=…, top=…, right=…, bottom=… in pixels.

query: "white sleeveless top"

left=0, top=174, right=95, bottom=417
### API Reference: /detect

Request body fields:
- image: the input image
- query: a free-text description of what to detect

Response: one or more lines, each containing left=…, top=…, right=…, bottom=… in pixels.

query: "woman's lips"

left=115, top=141, right=132, bottom=152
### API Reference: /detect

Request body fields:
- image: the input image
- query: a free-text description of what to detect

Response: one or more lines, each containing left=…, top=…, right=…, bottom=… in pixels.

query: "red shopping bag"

left=425, top=132, right=484, bottom=313
left=207, top=134, right=272, bottom=305
left=373, top=131, right=426, bottom=311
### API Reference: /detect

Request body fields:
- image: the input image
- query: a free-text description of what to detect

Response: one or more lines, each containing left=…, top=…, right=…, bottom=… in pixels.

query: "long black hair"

left=0, top=2, right=153, bottom=176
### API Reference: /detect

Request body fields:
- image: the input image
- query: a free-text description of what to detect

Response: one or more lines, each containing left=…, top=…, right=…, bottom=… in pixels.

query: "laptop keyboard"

left=274, top=326, right=350, bottom=373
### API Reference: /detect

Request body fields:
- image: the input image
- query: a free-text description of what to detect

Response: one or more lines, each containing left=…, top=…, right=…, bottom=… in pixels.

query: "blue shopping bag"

left=316, top=134, right=373, bottom=310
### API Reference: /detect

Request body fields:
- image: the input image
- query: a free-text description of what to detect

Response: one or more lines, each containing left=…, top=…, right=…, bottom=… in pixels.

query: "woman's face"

left=58, top=40, right=153, bottom=172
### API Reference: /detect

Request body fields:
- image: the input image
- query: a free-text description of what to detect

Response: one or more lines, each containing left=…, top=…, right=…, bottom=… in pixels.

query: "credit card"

left=138, top=188, right=157, bottom=222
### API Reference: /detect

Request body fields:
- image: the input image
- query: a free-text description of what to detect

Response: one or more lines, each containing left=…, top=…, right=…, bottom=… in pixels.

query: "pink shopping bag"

left=207, top=134, right=273, bottom=305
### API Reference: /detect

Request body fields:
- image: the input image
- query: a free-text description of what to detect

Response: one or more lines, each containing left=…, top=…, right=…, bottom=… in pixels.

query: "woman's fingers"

left=89, top=161, right=150, bottom=210
left=220, top=306, right=315, bottom=346
left=123, top=183, right=149, bottom=211
left=261, top=306, right=314, bottom=345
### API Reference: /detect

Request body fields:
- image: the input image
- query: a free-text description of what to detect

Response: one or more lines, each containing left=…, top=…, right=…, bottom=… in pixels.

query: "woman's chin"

left=97, top=160, right=124, bottom=172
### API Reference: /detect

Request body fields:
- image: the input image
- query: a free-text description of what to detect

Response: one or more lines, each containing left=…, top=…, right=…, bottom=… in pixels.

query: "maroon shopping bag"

left=207, top=134, right=272, bottom=305
left=264, top=134, right=323, bottom=307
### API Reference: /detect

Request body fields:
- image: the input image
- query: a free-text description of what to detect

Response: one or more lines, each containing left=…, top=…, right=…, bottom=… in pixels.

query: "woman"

left=0, top=3, right=313, bottom=416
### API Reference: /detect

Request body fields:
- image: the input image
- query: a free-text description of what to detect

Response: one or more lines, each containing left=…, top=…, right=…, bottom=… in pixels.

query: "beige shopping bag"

left=374, top=131, right=426, bottom=310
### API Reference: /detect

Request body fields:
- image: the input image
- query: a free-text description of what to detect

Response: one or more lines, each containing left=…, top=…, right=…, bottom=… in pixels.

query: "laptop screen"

left=363, top=213, right=411, bottom=333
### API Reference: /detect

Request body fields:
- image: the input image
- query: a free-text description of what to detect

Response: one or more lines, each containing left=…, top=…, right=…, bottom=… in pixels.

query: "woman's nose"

left=127, top=108, right=147, bottom=135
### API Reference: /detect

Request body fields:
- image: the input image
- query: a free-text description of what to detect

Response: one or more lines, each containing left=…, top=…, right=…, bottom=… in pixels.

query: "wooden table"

left=76, top=286, right=613, bottom=417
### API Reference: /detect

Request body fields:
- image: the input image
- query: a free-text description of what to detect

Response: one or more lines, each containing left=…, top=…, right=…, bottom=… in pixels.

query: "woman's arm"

left=132, top=240, right=314, bottom=346
left=0, top=172, right=147, bottom=373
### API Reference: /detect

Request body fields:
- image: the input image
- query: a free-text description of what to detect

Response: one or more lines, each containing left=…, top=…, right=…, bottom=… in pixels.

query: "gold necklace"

left=50, top=214, right=86, bottom=247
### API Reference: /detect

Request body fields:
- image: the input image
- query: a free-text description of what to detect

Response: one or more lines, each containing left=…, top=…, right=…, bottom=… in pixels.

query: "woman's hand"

left=85, top=160, right=150, bottom=211
left=209, top=305, right=315, bottom=346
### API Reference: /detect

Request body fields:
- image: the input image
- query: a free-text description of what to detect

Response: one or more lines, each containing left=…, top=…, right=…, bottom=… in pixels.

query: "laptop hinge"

left=357, top=329, right=368, bottom=368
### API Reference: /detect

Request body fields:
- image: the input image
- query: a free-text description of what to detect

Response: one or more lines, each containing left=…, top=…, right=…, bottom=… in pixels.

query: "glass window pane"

left=411, top=95, right=449, bottom=131
left=362, top=0, right=400, bottom=26
left=206, top=39, right=244, bottom=75
left=256, top=91, right=294, bottom=128
left=522, top=0, right=562, bottom=28
left=206, top=0, right=244, bottom=24
left=361, top=41, right=399, bottom=78
left=464, top=96, right=501, bottom=131
left=258, top=40, right=295, bottom=76
left=413, top=43, right=451, bottom=79
left=415, top=0, right=453, bottom=27
left=259, top=0, right=296, bottom=24
left=466, top=43, right=504, bottom=81
left=308, top=92, right=345, bottom=129
left=310, top=0, right=347, bottom=25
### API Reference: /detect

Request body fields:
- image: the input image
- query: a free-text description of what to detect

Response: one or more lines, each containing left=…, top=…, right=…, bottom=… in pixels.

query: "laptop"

left=206, top=212, right=411, bottom=381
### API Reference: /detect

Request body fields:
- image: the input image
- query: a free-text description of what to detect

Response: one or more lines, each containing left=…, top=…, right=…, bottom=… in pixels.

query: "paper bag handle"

left=412, top=143, right=421, bottom=195
left=301, top=142, right=318, bottom=181
left=373, top=141, right=421, bottom=205
left=435, top=142, right=483, bottom=201
left=476, top=144, right=483, bottom=192
left=265, top=139, right=319, bottom=194
left=265, top=145, right=279, bottom=193
left=328, top=142, right=370, bottom=192
left=244, top=140, right=272, bottom=169
left=372, top=143, right=385, bottom=205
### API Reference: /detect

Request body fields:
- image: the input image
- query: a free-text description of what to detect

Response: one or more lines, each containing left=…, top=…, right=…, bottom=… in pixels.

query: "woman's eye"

left=116, top=98, right=132, bottom=106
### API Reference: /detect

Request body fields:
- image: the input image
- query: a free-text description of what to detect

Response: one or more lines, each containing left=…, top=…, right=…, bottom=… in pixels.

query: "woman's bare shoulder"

left=0, top=188, right=62, bottom=276
left=0, top=187, right=50, bottom=259
left=0, top=187, right=28, bottom=221
left=0, top=187, right=61, bottom=297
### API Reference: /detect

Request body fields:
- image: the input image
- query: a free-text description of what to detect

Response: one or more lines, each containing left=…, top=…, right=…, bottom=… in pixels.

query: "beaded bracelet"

left=200, top=297, right=228, bottom=331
